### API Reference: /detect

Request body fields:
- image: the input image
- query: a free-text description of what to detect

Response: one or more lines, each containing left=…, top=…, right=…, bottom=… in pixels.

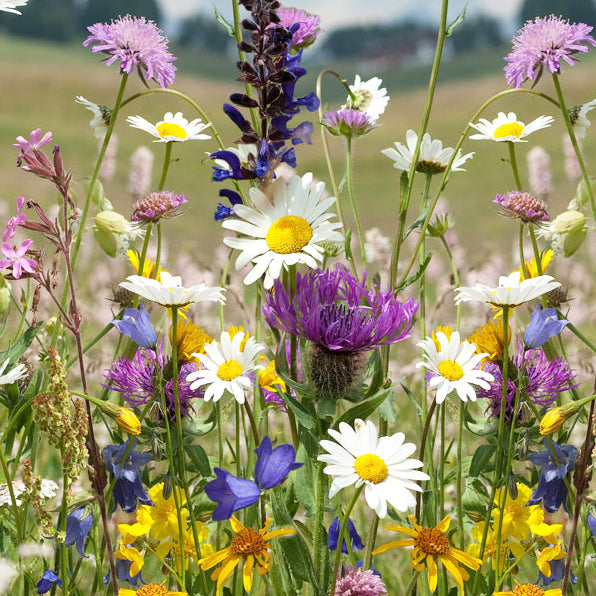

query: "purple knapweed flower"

left=65, top=507, right=93, bottom=557
left=254, top=435, right=302, bottom=489
left=328, top=516, right=365, bottom=553
left=276, top=6, right=321, bottom=51
left=14, top=128, right=52, bottom=153
left=131, top=191, right=187, bottom=224
left=504, top=15, right=596, bottom=88
left=334, top=564, right=388, bottom=596
left=103, top=438, right=152, bottom=513
left=524, top=302, right=569, bottom=349
left=493, top=191, right=549, bottom=223
left=264, top=265, right=418, bottom=353
left=83, top=15, right=177, bottom=89
left=528, top=440, right=577, bottom=512
left=204, top=468, right=261, bottom=521
left=323, top=108, right=377, bottom=138
left=0, top=239, right=37, bottom=279
left=111, top=302, right=156, bottom=349
left=36, top=570, right=62, bottom=594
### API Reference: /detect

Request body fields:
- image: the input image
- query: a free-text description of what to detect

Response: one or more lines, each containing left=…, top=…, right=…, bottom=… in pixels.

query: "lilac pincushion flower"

left=323, top=108, right=377, bottom=137
left=83, top=15, right=177, bottom=89
left=131, top=190, right=187, bottom=224
left=334, top=565, right=388, bottom=596
left=504, top=15, right=596, bottom=88
left=493, top=191, right=549, bottom=223
left=276, top=6, right=321, bottom=51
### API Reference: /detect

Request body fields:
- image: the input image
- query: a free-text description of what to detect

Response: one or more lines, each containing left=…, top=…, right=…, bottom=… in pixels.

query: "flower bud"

left=84, top=178, right=111, bottom=211
left=96, top=400, right=142, bottom=435
left=549, top=210, right=585, bottom=235
left=540, top=405, right=575, bottom=435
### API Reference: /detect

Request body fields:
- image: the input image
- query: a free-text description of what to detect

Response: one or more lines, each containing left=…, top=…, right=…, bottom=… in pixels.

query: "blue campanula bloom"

left=204, top=468, right=261, bottom=521
left=103, top=438, right=152, bottom=513
left=254, top=435, right=303, bottom=489
left=36, top=570, right=62, bottom=594
left=589, top=512, right=596, bottom=539
left=538, top=556, right=576, bottom=586
left=328, top=516, right=365, bottom=553
left=524, top=302, right=569, bottom=349
left=528, top=440, right=578, bottom=512
left=111, top=302, right=156, bottom=349
left=65, top=507, right=93, bottom=557
left=103, top=558, right=143, bottom=587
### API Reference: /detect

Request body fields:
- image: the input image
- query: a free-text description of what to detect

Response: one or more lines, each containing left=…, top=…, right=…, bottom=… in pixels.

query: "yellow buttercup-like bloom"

left=468, top=319, right=508, bottom=363
left=156, top=523, right=214, bottom=571
left=492, top=483, right=543, bottom=541
left=373, top=515, right=481, bottom=592
left=514, top=249, right=553, bottom=280
left=466, top=521, right=525, bottom=570
left=199, top=516, right=294, bottom=594
left=258, top=358, right=286, bottom=393
left=431, top=325, right=453, bottom=351
left=118, top=584, right=187, bottom=596
left=169, top=318, right=211, bottom=364
left=115, top=407, right=142, bottom=435
left=127, top=249, right=167, bottom=281
left=137, top=482, right=189, bottom=540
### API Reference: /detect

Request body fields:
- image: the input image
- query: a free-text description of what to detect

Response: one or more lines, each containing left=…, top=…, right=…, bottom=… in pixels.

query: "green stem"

left=528, top=225, right=543, bottom=275
left=415, top=397, right=438, bottom=521
left=507, top=142, right=522, bottom=190
left=0, top=445, right=23, bottom=542
left=65, top=321, right=114, bottom=369
left=345, top=136, right=367, bottom=270
left=456, top=401, right=465, bottom=550
left=157, top=142, right=173, bottom=191
left=565, top=320, right=596, bottom=354
left=518, top=222, right=529, bottom=279
left=313, top=457, right=328, bottom=595
left=405, top=569, right=420, bottom=595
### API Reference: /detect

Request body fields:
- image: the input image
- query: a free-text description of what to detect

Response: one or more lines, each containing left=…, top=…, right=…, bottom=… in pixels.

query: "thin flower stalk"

left=345, top=136, right=367, bottom=269
left=507, top=141, right=523, bottom=190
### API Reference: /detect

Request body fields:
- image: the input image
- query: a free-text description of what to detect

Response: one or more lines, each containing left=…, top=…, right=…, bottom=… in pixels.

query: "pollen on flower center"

left=135, top=584, right=168, bottom=596
left=265, top=215, right=313, bottom=254
left=217, top=360, right=244, bottom=381
left=493, top=122, right=524, bottom=139
left=438, top=360, right=464, bottom=381
left=354, top=453, right=388, bottom=483
left=415, top=527, right=451, bottom=555
left=351, top=88, right=373, bottom=110
left=156, top=122, right=187, bottom=139
left=512, top=584, right=545, bottom=596
left=230, top=527, right=267, bottom=556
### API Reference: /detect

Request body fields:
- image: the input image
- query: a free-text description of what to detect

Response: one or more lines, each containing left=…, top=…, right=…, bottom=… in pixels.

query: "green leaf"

left=469, top=444, right=495, bottom=477
left=185, top=443, right=211, bottom=477
left=1, top=324, right=39, bottom=364
left=214, top=5, right=236, bottom=37
left=462, top=478, right=490, bottom=518
left=333, top=387, right=392, bottom=429
left=344, top=228, right=353, bottom=263
left=293, top=450, right=315, bottom=516
left=396, top=253, right=431, bottom=292
left=403, top=207, right=431, bottom=240
left=317, top=396, right=336, bottom=421
left=446, top=5, right=467, bottom=37
left=364, top=350, right=385, bottom=397
left=280, top=392, right=318, bottom=430
left=400, top=381, right=423, bottom=417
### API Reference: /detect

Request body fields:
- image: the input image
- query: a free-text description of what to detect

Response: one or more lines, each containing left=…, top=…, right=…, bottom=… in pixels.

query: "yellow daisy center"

left=230, top=527, right=267, bottom=556
left=438, top=360, right=464, bottom=381
left=354, top=453, right=388, bottom=484
left=493, top=122, right=524, bottom=139
left=265, top=215, right=313, bottom=254
left=217, top=360, right=243, bottom=381
left=156, top=122, right=188, bottom=139
left=415, top=527, right=451, bottom=556
left=512, top=584, right=545, bottom=596
left=135, top=585, right=168, bottom=596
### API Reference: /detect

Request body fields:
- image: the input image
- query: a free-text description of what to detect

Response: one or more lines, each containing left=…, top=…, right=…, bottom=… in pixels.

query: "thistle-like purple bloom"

left=276, top=7, right=321, bottom=51
left=83, top=15, right=177, bottom=89
left=36, top=570, right=62, bottom=594
left=131, top=191, right=187, bottom=224
left=528, top=440, right=577, bottom=512
left=334, top=565, right=387, bottom=596
left=323, top=108, right=377, bottom=138
left=204, top=468, right=261, bottom=521
left=328, top=516, right=365, bottom=553
left=102, top=343, right=202, bottom=419
left=493, top=191, right=549, bottom=223
left=254, top=436, right=302, bottom=489
left=478, top=342, right=578, bottom=421
left=65, top=507, right=93, bottom=557
left=524, top=302, right=569, bottom=349
left=103, top=438, right=152, bottom=513
left=263, top=266, right=418, bottom=353
left=111, top=302, right=156, bottom=349
left=504, top=16, right=596, bottom=88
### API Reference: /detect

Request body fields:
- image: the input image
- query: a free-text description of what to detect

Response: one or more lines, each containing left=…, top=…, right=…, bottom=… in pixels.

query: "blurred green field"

left=1, top=32, right=595, bottom=268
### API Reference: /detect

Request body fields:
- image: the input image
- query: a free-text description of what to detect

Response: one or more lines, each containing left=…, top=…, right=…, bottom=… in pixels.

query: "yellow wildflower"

left=468, top=319, right=509, bottom=363
left=118, top=584, right=187, bottom=596
left=466, top=521, right=525, bottom=569
left=515, top=250, right=553, bottom=279
left=137, top=482, right=188, bottom=540
left=258, top=359, right=286, bottom=393
left=127, top=249, right=166, bottom=281
left=227, top=325, right=249, bottom=351
left=431, top=326, right=453, bottom=351
left=492, top=483, right=543, bottom=541
left=169, top=318, right=211, bottom=364
left=494, top=582, right=562, bottom=596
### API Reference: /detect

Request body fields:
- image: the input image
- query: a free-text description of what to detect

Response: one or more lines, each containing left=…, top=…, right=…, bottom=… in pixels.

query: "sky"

left=156, top=0, right=525, bottom=36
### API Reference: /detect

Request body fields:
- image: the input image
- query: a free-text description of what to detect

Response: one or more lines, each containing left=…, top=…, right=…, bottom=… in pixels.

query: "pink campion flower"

left=3, top=197, right=27, bottom=242
left=13, top=129, right=53, bottom=154
left=0, top=240, right=37, bottom=279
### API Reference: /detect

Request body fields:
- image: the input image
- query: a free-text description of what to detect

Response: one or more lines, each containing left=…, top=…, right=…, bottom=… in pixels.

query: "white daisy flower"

left=0, top=358, right=27, bottom=385
left=454, top=271, right=560, bottom=307
left=344, top=75, right=389, bottom=121
left=119, top=272, right=226, bottom=308
left=186, top=331, right=265, bottom=404
left=126, top=112, right=212, bottom=143
left=570, top=99, right=596, bottom=139
left=469, top=112, right=554, bottom=142
left=0, top=0, right=28, bottom=14
left=210, top=143, right=258, bottom=168
left=381, top=130, right=474, bottom=175
left=222, top=172, right=343, bottom=289
left=417, top=331, right=493, bottom=404
left=318, top=418, right=429, bottom=518
left=76, top=96, right=109, bottom=139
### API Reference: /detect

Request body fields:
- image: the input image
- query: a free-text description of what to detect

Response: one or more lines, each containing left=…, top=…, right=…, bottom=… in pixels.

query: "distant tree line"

left=519, top=0, right=596, bottom=26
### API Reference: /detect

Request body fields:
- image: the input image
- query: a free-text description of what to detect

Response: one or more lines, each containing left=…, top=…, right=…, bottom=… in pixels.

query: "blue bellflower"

left=524, top=302, right=569, bottom=349
left=104, top=558, right=143, bottom=587
left=328, top=516, right=365, bottom=553
left=65, top=507, right=93, bottom=557
left=111, top=303, right=156, bottom=349
left=528, top=440, right=578, bottom=512
left=254, top=436, right=303, bottom=489
left=36, top=570, right=62, bottom=594
left=103, top=438, right=152, bottom=513
left=204, top=468, right=261, bottom=521
left=538, top=556, right=577, bottom=586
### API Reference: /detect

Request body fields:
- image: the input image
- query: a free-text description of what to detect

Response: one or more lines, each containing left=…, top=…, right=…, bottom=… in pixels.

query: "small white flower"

left=186, top=331, right=265, bottom=404
left=126, top=112, right=212, bottom=143
left=318, top=418, right=429, bottom=518
left=210, top=143, right=258, bottom=169
left=0, top=358, right=27, bottom=385
left=417, top=332, right=494, bottom=404
left=382, top=130, right=474, bottom=174
left=0, top=558, right=17, bottom=592
left=75, top=96, right=109, bottom=139
left=0, top=0, right=28, bottom=14
left=0, top=480, right=26, bottom=506
left=469, top=112, right=554, bottom=142
left=222, top=173, right=343, bottom=289
left=344, top=75, right=389, bottom=121
left=119, top=272, right=226, bottom=307
left=39, top=479, right=59, bottom=500
left=571, top=99, right=596, bottom=139
left=454, top=271, right=560, bottom=307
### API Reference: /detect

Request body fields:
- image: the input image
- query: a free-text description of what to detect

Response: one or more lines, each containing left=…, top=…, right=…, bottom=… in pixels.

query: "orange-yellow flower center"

left=217, top=360, right=243, bottom=381
left=493, top=122, right=524, bottom=139
left=230, top=527, right=267, bottom=556
left=415, top=527, right=451, bottom=556
left=512, top=584, right=545, bottom=596
left=156, top=122, right=187, bottom=139
left=135, top=584, right=168, bottom=596
left=265, top=215, right=313, bottom=254
left=438, top=360, right=464, bottom=381
left=354, top=454, right=388, bottom=483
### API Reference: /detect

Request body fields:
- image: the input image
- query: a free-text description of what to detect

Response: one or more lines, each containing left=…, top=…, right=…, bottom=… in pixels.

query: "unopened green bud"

left=569, top=178, right=596, bottom=210
left=427, top=213, right=454, bottom=237
left=549, top=210, right=585, bottom=235
left=93, top=211, right=136, bottom=257
left=562, top=227, right=587, bottom=257
left=84, top=178, right=112, bottom=211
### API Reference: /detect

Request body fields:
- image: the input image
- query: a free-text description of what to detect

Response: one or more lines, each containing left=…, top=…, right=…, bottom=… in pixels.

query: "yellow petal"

left=242, top=554, right=255, bottom=592
left=372, top=539, right=416, bottom=555
left=427, top=554, right=438, bottom=592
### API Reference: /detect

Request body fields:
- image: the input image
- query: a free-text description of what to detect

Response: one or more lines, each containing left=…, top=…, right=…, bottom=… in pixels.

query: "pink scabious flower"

left=131, top=191, right=187, bottom=224
left=13, top=128, right=52, bottom=154
left=0, top=239, right=37, bottom=279
left=277, top=6, right=321, bottom=51
left=83, top=15, right=177, bottom=89
left=504, top=15, right=596, bottom=88
left=322, top=108, right=377, bottom=137
left=493, top=191, right=549, bottom=223
left=334, top=565, right=388, bottom=596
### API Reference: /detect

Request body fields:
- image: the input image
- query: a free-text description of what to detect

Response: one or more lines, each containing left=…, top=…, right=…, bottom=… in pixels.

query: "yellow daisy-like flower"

left=198, top=516, right=294, bottom=595
left=156, top=523, right=214, bottom=572
left=536, top=542, right=566, bottom=579
left=169, top=318, right=211, bottom=364
left=127, top=249, right=167, bottom=281
left=494, top=582, right=562, bottom=596
left=373, top=515, right=481, bottom=592
left=118, top=584, right=187, bottom=596
left=466, top=521, right=525, bottom=570
left=137, top=482, right=188, bottom=541
left=492, top=483, right=543, bottom=541
left=468, top=319, right=509, bottom=363
left=514, top=250, right=553, bottom=280
left=258, top=358, right=286, bottom=393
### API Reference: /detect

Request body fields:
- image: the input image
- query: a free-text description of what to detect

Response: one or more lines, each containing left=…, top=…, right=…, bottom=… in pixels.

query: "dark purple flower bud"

left=328, top=516, right=365, bottom=553
left=204, top=468, right=261, bottom=521
left=254, top=436, right=302, bottom=489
